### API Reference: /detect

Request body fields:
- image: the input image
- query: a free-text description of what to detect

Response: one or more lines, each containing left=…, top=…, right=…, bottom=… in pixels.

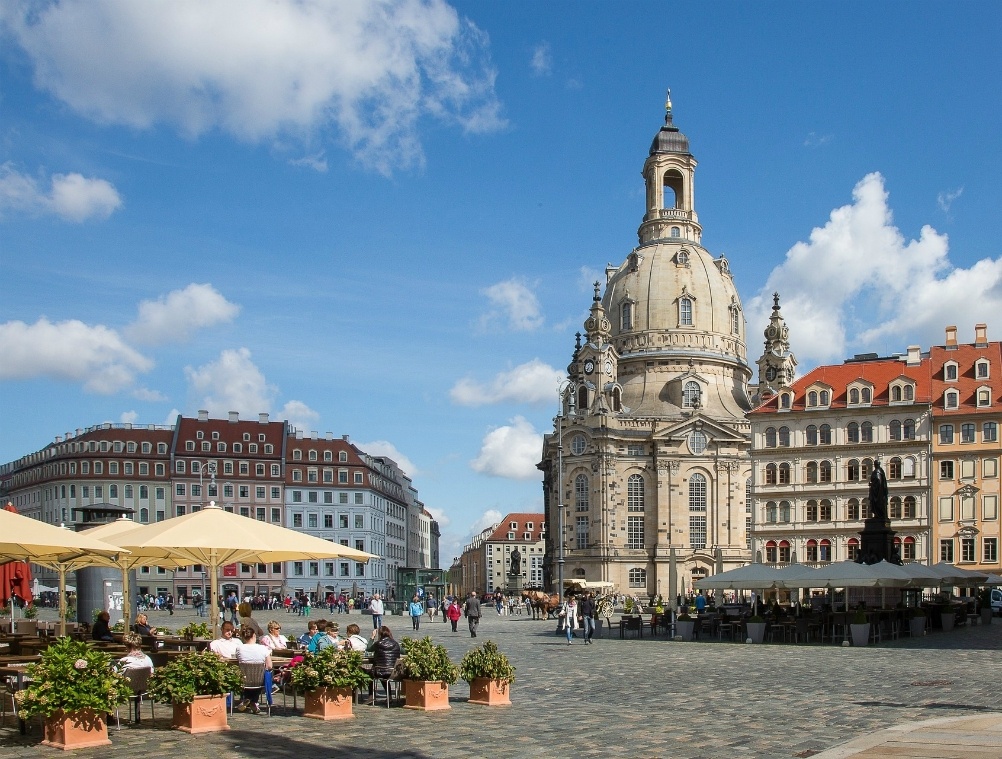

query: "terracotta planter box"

left=42, top=709, right=111, bottom=751
left=467, top=677, right=511, bottom=706
left=403, top=679, right=450, bottom=711
left=303, top=686, right=355, bottom=720
left=172, top=694, right=230, bottom=734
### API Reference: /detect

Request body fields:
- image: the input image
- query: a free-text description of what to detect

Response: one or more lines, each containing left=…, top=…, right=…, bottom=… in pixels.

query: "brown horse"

left=522, top=590, right=560, bottom=620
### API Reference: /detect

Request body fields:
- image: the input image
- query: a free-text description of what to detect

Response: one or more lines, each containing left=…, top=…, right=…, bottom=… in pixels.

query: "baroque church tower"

left=540, top=95, right=754, bottom=599
left=754, top=292, right=798, bottom=403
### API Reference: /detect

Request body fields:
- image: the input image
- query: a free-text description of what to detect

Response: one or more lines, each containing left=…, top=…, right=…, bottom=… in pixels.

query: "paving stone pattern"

left=4, top=607, right=1002, bottom=758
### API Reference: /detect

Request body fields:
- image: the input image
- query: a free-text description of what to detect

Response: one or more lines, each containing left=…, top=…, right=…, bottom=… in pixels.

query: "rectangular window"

left=984, top=495, right=999, bottom=521
left=962, top=423, right=976, bottom=443
left=961, top=459, right=976, bottom=479
left=324, top=469, right=333, bottom=483
left=689, top=515, right=707, bottom=550
left=576, top=516, right=588, bottom=549
left=938, top=497, right=954, bottom=521
left=354, top=514, right=364, bottom=529
left=308, top=514, right=318, bottom=529
left=984, top=459, right=998, bottom=478
left=339, top=493, right=349, bottom=504
left=961, top=538, right=976, bottom=563
left=223, top=484, right=234, bottom=497
left=626, top=515, right=644, bottom=549
left=155, top=487, right=165, bottom=500
left=309, top=562, right=319, bottom=577
left=239, top=463, right=249, bottom=475
left=324, top=514, right=333, bottom=529
left=340, top=562, right=349, bottom=577
left=175, top=483, right=185, bottom=496
left=154, top=463, right=164, bottom=476
left=354, top=539, right=364, bottom=552
left=354, top=472, right=363, bottom=484
left=292, top=491, right=302, bottom=503
left=940, top=539, right=954, bottom=563
left=293, top=562, right=303, bottom=577
left=271, top=487, right=281, bottom=499
left=339, top=514, right=349, bottom=529
left=239, top=485, right=249, bottom=498
left=308, top=491, right=318, bottom=503
left=338, top=470, right=348, bottom=483
left=354, top=493, right=363, bottom=504
left=901, top=541, right=915, bottom=561
left=292, top=513, right=303, bottom=528
left=961, top=496, right=976, bottom=520
left=124, top=462, right=133, bottom=475
left=256, top=486, right=266, bottom=499
left=939, top=425, right=954, bottom=445
left=271, top=508, right=281, bottom=524
left=984, top=538, right=998, bottom=564
left=324, top=491, right=333, bottom=504
left=355, top=563, right=365, bottom=577
left=985, top=422, right=998, bottom=442
left=256, top=507, right=265, bottom=521
left=940, top=460, right=954, bottom=480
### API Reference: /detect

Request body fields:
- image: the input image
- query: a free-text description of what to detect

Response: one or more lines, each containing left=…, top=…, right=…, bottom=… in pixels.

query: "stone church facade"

left=540, top=96, right=767, bottom=599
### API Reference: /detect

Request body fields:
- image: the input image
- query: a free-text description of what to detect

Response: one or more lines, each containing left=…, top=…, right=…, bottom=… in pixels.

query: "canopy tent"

left=982, top=574, right=1002, bottom=586
left=0, top=507, right=129, bottom=635
left=105, top=502, right=378, bottom=635
left=562, top=580, right=614, bottom=589
left=694, top=562, right=802, bottom=591
left=927, top=562, right=990, bottom=587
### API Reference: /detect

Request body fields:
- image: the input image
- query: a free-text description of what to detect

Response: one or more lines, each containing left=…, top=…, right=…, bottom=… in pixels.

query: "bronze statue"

left=510, top=547, right=521, bottom=575
left=868, top=460, right=888, bottom=520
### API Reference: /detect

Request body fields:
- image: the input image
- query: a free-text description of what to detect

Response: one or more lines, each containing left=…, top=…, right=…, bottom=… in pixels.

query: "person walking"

left=447, top=598, right=462, bottom=632
left=369, top=593, right=384, bottom=630
left=464, top=591, right=482, bottom=638
left=579, top=593, right=596, bottom=643
left=564, top=596, right=579, bottom=644
left=409, top=595, right=424, bottom=631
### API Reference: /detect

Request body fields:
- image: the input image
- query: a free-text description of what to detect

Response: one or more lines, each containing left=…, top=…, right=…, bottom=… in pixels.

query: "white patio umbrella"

left=694, top=562, right=793, bottom=591
left=928, top=562, right=990, bottom=587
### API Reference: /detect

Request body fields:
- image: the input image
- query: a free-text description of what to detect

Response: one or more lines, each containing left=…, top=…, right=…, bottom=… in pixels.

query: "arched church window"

left=671, top=227, right=681, bottom=238
left=621, top=302, right=633, bottom=330
left=689, top=473, right=706, bottom=512
left=731, top=308, right=739, bottom=335
left=682, top=381, right=701, bottom=408
left=679, top=297, right=693, bottom=326
left=612, top=387, right=622, bottom=412
left=577, top=385, right=588, bottom=413
left=677, top=250, right=689, bottom=265
left=575, top=474, right=589, bottom=512
left=627, top=474, right=645, bottom=512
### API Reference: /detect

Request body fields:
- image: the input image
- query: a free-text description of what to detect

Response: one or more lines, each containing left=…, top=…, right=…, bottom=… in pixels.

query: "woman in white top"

left=342, top=623, right=368, bottom=652
left=118, top=632, right=154, bottom=671
left=235, top=627, right=272, bottom=714
left=259, top=620, right=287, bottom=650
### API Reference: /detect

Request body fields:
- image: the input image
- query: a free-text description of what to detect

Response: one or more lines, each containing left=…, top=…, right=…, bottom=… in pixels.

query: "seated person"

left=238, top=602, right=265, bottom=637
left=259, top=620, right=287, bottom=650
left=314, top=622, right=341, bottom=651
left=235, top=627, right=272, bottom=714
left=307, top=620, right=329, bottom=653
left=209, top=621, right=243, bottom=659
left=366, top=625, right=401, bottom=680
left=342, top=623, right=368, bottom=652
left=92, top=610, right=115, bottom=641
left=118, top=632, right=154, bottom=671
left=298, top=620, right=318, bottom=648
left=132, top=612, right=156, bottom=637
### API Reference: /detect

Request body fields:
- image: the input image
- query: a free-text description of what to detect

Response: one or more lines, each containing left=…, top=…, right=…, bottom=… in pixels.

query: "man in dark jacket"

left=464, top=591, right=482, bottom=638
left=578, top=593, right=596, bottom=643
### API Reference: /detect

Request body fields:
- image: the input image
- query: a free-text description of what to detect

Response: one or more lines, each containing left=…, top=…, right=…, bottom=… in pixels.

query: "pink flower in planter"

left=73, top=659, right=88, bottom=670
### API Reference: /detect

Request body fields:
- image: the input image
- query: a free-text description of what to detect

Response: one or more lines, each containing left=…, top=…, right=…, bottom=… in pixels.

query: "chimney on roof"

left=198, top=409, right=209, bottom=422
left=342, top=435, right=350, bottom=442
left=325, top=432, right=333, bottom=440
left=55, top=435, right=63, bottom=443
left=259, top=413, right=269, bottom=424
left=296, top=429, right=303, bottom=439
left=228, top=411, right=239, bottom=422
left=906, top=345, right=921, bottom=366
left=945, top=326, right=958, bottom=350
left=975, top=323, right=988, bottom=348
left=311, top=431, right=319, bottom=439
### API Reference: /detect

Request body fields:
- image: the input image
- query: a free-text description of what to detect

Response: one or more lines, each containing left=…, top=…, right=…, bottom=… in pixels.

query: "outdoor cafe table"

left=158, top=637, right=211, bottom=652
left=0, top=663, right=32, bottom=735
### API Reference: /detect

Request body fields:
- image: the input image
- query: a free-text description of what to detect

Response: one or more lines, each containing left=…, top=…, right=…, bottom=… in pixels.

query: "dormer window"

left=808, top=391, right=818, bottom=407
left=621, top=301, right=633, bottom=330
left=849, top=388, right=859, bottom=404
left=978, top=388, right=992, bottom=407
left=682, top=381, right=701, bottom=408
left=820, top=390, right=830, bottom=406
left=977, top=360, right=990, bottom=379
left=861, top=388, right=871, bottom=403
left=779, top=392, right=792, bottom=410
left=945, top=390, right=959, bottom=409
left=944, top=362, right=958, bottom=381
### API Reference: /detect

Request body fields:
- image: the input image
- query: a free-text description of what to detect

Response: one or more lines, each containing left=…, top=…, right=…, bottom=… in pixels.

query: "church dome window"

left=671, top=227, right=681, bottom=238
left=682, top=381, right=701, bottom=408
left=621, top=301, right=633, bottom=330
left=688, top=430, right=707, bottom=455
left=570, top=434, right=587, bottom=456
left=676, top=249, right=689, bottom=266
left=679, top=296, right=693, bottom=326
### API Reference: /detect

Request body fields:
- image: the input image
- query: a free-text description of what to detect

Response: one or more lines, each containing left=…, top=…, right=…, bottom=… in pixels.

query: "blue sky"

left=2, top=1, right=1001, bottom=561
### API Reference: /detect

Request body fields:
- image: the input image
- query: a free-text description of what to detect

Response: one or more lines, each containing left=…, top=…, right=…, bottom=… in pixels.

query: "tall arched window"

left=806, top=461, right=818, bottom=483
left=902, top=457, right=916, bottom=478
left=682, top=381, right=701, bottom=408
left=778, top=463, right=791, bottom=484
left=778, top=426, right=790, bottom=447
left=577, top=385, right=588, bottom=412
left=903, top=496, right=916, bottom=518
left=847, top=459, right=860, bottom=481
left=766, top=502, right=777, bottom=523
left=689, top=473, right=706, bottom=511
left=847, top=499, right=860, bottom=521
left=820, top=424, right=832, bottom=445
left=806, top=425, right=818, bottom=446
left=679, top=297, right=693, bottom=326
left=889, top=420, right=902, bottom=440
left=889, top=496, right=902, bottom=519
left=574, top=474, right=589, bottom=512
left=765, top=427, right=777, bottom=447
left=847, top=422, right=859, bottom=443
left=765, top=463, right=777, bottom=485
left=903, top=419, right=915, bottom=439
left=888, top=457, right=902, bottom=479
left=861, top=421, right=873, bottom=443
left=612, top=387, right=622, bottom=412
left=621, top=302, right=633, bottom=330
left=819, top=460, right=832, bottom=482
left=806, top=500, right=818, bottom=521
left=779, top=501, right=791, bottom=522
left=628, top=474, right=645, bottom=512
left=819, top=499, right=832, bottom=520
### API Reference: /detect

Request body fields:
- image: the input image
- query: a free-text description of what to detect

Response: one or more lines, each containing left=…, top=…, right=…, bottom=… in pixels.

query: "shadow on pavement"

left=224, top=730, right=430, bottom=759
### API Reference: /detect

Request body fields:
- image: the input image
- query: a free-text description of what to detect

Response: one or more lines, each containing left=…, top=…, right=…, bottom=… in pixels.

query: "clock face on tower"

left=605, top=360, right=613, bottom=375
left=584, top=359, right=595, bottom=375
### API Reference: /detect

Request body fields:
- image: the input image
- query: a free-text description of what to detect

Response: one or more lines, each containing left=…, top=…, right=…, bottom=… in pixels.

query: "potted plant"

left=292, top=647, right=370, bottom=720
left=908, top=607, right=927, bottom=637
left=850, top=609, right=871, bottom=646
left=460, top=640, right=515, bottom=706
left=177, top=622, right=212, bottom=640
left=400, top=636, right=458, bottom=711
left=624, top=597, right=634, bottom=615
left=22, top=602, right=38, bottom=619
left=147, top=650, right=242, bottom=733
left=675, top=609, right=696, bottom=642
left=15, top=638, right=129, bottom=750
left=745, top=614, right=766, bottom=644
left=940, top=605, right=956, bottom=631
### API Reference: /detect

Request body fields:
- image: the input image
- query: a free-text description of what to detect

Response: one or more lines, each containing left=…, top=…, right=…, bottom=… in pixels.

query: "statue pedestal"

left=506, top=574, right=523, bottom=594
left=858, top=517, right=898, bottom=565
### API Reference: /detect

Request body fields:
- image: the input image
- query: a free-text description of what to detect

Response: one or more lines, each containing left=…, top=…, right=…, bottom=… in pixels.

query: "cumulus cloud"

left=530, top=42, right=551, bottom=76
left=133, top=387, right=167, bottom=402
left=356, top=440, right=419, bottom=477
left=937, top=187, right=963, bottom=215
left=279, top=400, right=320, bottom=433
left=119, top=410, right=138, bottom=424
left=3, top=0, right=505, bottom=174
left=470, top=416, right=542, bottom=480
left=184, top=347, right=275, bottom=416
left=126, top=283, right=240, bottom=345
left=288, top=152, right=328, bottom=173
left=803, top=131, right=833, bottom=147
left=0, top=317, right=152, bottom=392
left=0, top=163, right=122, bottom=221
left=467, top=508, right=503, bottom=537
left=749, top=172, right=1002, bottom=367
left=450, top=359, right=564, bottom=407
left=479, top=278, right=543, bottom=332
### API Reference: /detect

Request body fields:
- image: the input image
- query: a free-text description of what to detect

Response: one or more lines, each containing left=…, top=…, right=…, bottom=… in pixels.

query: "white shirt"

left=119, top=651, right=154, bottom=671
left=259, top=633, right=287, bottom=650
left=210, top=636, right=243, bottom=659
left=345, top=634, right=368, bottom=652
left=236, top=642, right=270, bottom=665
left=369, top=598, right=384, bottom=615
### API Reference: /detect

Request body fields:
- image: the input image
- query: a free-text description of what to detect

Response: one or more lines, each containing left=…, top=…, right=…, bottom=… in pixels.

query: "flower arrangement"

left=111, top=621, right=126, bottom=633
left=400, top=636, right=458, bottom=684
left=459, top=640, right=515, bottom=684
left=290, top=647, right=370, bottom=691
left=177, top=621, right=212, bottom=639
left=15, top=638, right=130, bottom=718
left=147, top=651, right=242, bottom=704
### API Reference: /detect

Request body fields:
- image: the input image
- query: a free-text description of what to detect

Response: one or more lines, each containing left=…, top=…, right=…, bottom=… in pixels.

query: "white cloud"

left=0, top=317, right=152, bottom=392
left=479, top=278, right=543, bottom=332
left=163, top=408, right=181, bottom=426
left=126, top=283, right=240, bottom=345
left=578, top=266, right=602, bottom=294
left=288, top=152, right=328, bottom=173
left=450, top=359, right=564, bottom=407
left=470, top=416, right=542, bottom=480
left=530, top=42, right=551, bottom=76
left=0, top=163, right=122, bottom=221
left=803, top=131, right=833, bottom=147
left=3, top=0, right=505, bottom=175
left=119, top=410, right=138, bottom=424
left=937, top=187, right=963, bottom=214
left=279, top=400, right=320, bottom=433
left=750, top=172, right=1002, bottom=367
left=425, top=505, right=450, bottom=528
left=184, top=347, right=274, bottom=416
left=467, top=508, right=502, bottom=537
left=356, top=440, right=418, bottom=477
left=132, top=387, right=167, bottom=402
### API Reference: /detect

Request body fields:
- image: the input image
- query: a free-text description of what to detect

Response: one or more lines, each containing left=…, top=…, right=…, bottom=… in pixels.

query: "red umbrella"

left=1, top=503, right=34, bottom=607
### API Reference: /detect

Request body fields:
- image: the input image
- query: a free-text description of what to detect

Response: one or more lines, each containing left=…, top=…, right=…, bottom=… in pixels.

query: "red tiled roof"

left=485, top=512, right=546, bottom=543
left=929, top=341, right=1002, bottom=416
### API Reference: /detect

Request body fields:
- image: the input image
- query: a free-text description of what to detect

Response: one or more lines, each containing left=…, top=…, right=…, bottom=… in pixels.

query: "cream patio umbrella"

left=0, top=508, right=129, bottom=636
left=106, top=502, right=378, bottom=636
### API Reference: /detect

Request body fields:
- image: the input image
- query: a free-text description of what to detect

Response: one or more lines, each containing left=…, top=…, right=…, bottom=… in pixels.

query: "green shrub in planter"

left=400, top=636, right=458, bottom=684
left=177, top=622, right=212, bottom=639
left=15, top=638, right=130, bottom=718
left=459, top=641, right=515, bottom=685
left=851, top=610, right=869, bottom=625
left=23, top=603, right=38, bottom=619
left=147, top=651, right=242, bottom=704
left=291, top=648, right=371, bottom=691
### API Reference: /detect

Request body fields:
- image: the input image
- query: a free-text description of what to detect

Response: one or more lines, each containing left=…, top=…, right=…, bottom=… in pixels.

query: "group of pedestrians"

left=558, top=593, right=597, bottom=644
